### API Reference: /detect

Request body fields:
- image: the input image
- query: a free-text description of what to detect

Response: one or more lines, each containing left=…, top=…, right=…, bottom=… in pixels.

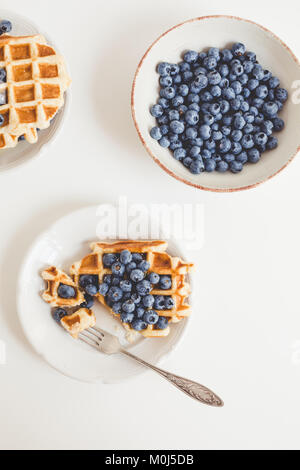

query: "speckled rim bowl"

left=0, top=8, right=71, bottom=172
left=131, top=15, right=300, bottom=192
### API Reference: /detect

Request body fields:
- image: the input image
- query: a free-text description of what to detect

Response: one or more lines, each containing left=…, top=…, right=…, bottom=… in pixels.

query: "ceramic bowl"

left=132, top=16, right=300, bottom=192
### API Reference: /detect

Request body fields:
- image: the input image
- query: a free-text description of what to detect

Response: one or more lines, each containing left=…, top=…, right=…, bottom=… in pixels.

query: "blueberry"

left=173, top=148, right=186, bottom=160
left=131, top=319, right=148, bottom=331
left=199, top=125, right=211, bottom=140
left=120, top=250, right=132, bottom=265
left=252, top=64, right=264, bottom=81
left=186, top=127, right=198, bottom=139
left=200, top=91, right=213, bottom=103
left=170, top=120, right=185, bottom=134
left=203, top=56, right=217, bottom=70
left=221, top=126, right=231, bottom=136
left=230, top=161, right=243, bottom=173
left=120, top=280, right=132, bottom=293
left=53, top=308, right=68, bottom=323
left=138, top=260, right=150, bottom=272
left=207, top=71, right=221, bottom=85
left=187, top=93, right=200, bottom=104
left=275, top=88, right=288, bottom=103
left=0, top=114, right=4, bottom=127
left=243, top=88, right=251, bottom=99
left=111, top=262, right=125, bottom=277
left=254, top=132, right=268, bottom=146
left=150, top=104, right=163, bottom=118
left=221, top=49, right=233, bottom=62
left=80, top=293, right=94, bottom=309
left=57, top=284, right=76, bottom=299
left=202, top=113, right=214, bottom=126
left=266, top=136, right=278, bottom=150
left=142, top=295, right=155, bottom=308
left=158, top=98, right=170, bottom=109
left=218, top=64, right=229, bottom=77
left=212, top=131, right=223, bottom=141
left=233, top=115, right=246, bottom=130
left=245, top=51, right=256, bottom=62
left=231, top=81, right=242, bottom=95
left=172, top=95, right=184, bottom=107
left=268, top=76, right=280, bottom=89
left=195, top=74, right=208, bottom=89
left=248, top=79, right=259, bottom=91
left=160, top=76, right=173, bottom=87
left=182, top=71, right=193, bottom=82
left=184, top=50, right=198, bottom=63
left=231, top=62, right=244, bottom=76
left=164, top=297, right=175, bottom=310
left=185, top=110, right=199, bottom=126
left=150, top=126, right=162, bottom=141
left=243, top=123, right=254, bottom=134
left=168, top=109, right=179, bottom=121
left=263, top=101, right=279, bottom=117
left=219, top=137, right=231, bottom=154
left=190, top=145, right=200, bottom=157
left=160, top=125, right=169, bottom=136
left=122, top=299, right=136, bottom=314
left=130, top=293, right=141, bottom=305
left=190, top=158, right=204, bottom=174
left=224, top=153, right=235, bottom=163
left=121, top=312, right=135, bottom=324
left=99, top=283, right=109, bottom=296
left=162, top=86, right=176, bottom=100
left=256, top=85, right=268, bottom=99
left=0, top=68, right=6, bottom=84
left=222, top=87, right=235, bottom=100
left=232, top=42, right=246, bottom=56
left=248, top=148, right=261, bottom=163
left=236, top=151, right=248, bottom=164
left=230, top=98, right=241, bottom=111
left=216, top=161, right=229, bottom=172
left=148, top=272, right=160, bottom=284
left=136, top=280, right=152, bottom=296
left=244, top=112, right=255, bottom=124
left=85, top=284, right=99, bottom=296
left=272, top=117, right=285, bottom=132
left=178, top=84, right=189, bottom=96
left=209, top=103, right=221, bottom=116
left=220, top=100, right=230, bottom=114
left=110, top=302, right=121, bottom=315
left=136, top=307, right=145, bottom=319
left=159, top=136, right=170, bottom=148
left=204, top=159, right=216, bottom=172
left=157, top=62, right=171, bottom=76
left=208, top=47, right=220, bottom=60
left=159, top=276, right=172, bottom=290
left=130, top=269, right=144, bottom=283
left=108, top=286, right=123, bottom=302
left=156, top=316, right=169, bottom=330
left=241, top=134, right=255, bottom=149
left=103, top=254, right=118, bottom=267
left=0, top=20, right=12, bottom=34
left=143, top=310, right=159, bottom=325
left=231, top=130, right=242, bottom=142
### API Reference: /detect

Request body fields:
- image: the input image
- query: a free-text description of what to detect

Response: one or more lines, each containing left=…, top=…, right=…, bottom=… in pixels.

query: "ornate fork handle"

left=121, top=350, right=224, bottom=407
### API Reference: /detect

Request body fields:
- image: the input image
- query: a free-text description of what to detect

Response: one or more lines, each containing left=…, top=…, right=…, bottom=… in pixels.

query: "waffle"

left=71, top=240, right=193, bottom=339
left=0, top=34, right=70, bottom=149
left=41, top=266, right=84, bottom=308
left=0, top=127, right=38, bottom=149
left=61, top=308, right=96, bottom=339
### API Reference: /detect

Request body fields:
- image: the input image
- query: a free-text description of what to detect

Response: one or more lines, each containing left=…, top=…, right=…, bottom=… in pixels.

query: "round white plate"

left=17, top=206, right=192, bottom=383
left=132, top=15, right=300, bottom=192
left=0, top=9, right=70, bottom=171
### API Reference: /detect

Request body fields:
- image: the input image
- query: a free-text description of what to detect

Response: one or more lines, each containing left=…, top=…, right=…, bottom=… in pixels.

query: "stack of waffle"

left=0, top=34, right=70, bottom=149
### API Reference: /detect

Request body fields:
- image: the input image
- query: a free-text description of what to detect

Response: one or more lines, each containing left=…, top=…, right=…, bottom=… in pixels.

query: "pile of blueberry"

left=97, top=250, right=173, bottom=331
left=149, top=43, right=288, bottom=174
left=0, top=20, right=12, bottom=127
left=53, top=250, right=174, bottom=332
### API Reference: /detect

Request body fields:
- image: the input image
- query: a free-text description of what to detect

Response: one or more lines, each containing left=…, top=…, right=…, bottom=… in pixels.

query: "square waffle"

left=41, top=266, right=84, bottom=308
left=0, top=34, right=70, bottom=149
left=70, top=241, right=193, bottom=339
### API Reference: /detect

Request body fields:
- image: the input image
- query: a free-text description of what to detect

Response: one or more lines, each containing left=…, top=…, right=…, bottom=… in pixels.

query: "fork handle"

left=120, top=350, right=224, bottom=407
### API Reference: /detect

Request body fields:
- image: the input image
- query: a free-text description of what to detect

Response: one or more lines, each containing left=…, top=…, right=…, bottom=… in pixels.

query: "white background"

left=0, top=0, right=300, bottom=451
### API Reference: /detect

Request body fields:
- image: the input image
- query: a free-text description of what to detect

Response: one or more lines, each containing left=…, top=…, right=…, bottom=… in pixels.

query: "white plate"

left=132, top=16, right=300, bottom=192
left=17, top=206, right=192, bottom=383
left=0, top=8, right=70, bottom=171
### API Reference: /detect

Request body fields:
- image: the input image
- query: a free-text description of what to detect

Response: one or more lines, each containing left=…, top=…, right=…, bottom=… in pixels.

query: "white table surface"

left=1, top=0, right=300, bottom=451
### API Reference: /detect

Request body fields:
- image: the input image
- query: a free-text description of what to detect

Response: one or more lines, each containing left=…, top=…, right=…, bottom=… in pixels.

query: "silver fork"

left=79, top=326, right=224, bottom=407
